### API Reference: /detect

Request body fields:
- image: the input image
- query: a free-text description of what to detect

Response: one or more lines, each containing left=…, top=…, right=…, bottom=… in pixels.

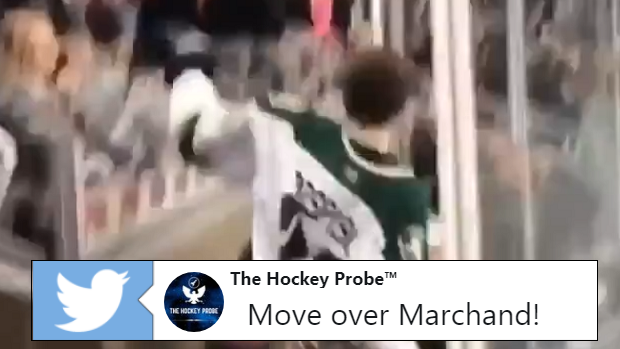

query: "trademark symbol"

left=385, top=272, right=397, bottom=279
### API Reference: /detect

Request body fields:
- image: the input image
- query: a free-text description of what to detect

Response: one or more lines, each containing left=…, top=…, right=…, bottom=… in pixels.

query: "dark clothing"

left=331, top=0, right=354, bottom=40
left=200, top=0, right=285, bottom=38
left=410, top=125, right=439, bottom=212
left=85, top=0, right=124, bottom=43
left=133, top=0, right=353, bottom=81
left=132, top=0, right=201, bottom=69
left=0, top=110, right=56, bottom=259
left=132, top=0, right=286, bottom=70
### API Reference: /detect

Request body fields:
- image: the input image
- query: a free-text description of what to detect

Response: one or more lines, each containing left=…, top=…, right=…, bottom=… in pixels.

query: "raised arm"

left=170, top=69, right=230, bottom=146
left=171, top=68, right=257, bottom=185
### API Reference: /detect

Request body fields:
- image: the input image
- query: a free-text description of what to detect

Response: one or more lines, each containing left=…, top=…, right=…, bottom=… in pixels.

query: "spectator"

left=0, top=9, right=60, bottom=108
left=0, top=0, right=73, bottom=35
left=0, top=9, right=62, bottom=258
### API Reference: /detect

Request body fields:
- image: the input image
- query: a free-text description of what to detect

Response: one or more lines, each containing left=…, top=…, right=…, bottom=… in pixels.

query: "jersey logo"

left=399, top=224, right=426, bottom=260
left=279, top=171, right=358, bottom=260
left=343, top=165, right=358, bottom=184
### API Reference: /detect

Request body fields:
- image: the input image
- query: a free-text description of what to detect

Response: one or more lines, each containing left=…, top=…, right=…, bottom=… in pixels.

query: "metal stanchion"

left=370, top=0, right=384, bottom=46
left=430, top=0, right=460, bottom=262
left=450, top=0, right=482, bottom=264
left=507, top=0, right=536, bottom=262
left=432, top=0, right=485, bottom=348
left=52, top=134, right=82, bottom=260
left=73, top=139, right=88, bottom=256
left=389, top=0, right=406, bottom=55
left=612, top=0, right=620, bottom=243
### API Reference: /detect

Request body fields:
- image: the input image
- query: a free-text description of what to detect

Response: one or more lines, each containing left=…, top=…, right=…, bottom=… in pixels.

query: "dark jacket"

left=0, top=103, right=56, bottom=259
left=132, top=0, right=286, bottom=70
left=132, top=0, right=354, bottom=72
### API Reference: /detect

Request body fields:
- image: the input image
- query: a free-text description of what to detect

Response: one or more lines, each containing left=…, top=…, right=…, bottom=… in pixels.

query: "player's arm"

left=172, top=69, right=257, bottom=184
left=256, top=91, right=317, bottom=127
left=170, top=69, right=232, bottom=146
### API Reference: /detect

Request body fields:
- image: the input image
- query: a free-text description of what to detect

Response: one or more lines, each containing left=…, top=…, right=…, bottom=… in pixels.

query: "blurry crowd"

left=0, top=0, right=616, bottom=294
left=0, top=0, right=360, bottom=261
left=0, top=3, right=157, bottom=260
left=466, top=0, right=620, bottom=265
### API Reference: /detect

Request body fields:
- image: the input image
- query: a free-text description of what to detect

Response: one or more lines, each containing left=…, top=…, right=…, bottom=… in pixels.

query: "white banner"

left=139, top=261, right=597, bottom=341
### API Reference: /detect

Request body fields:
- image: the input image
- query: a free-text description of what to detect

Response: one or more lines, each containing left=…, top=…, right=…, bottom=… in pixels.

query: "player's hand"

left=170, top=69, right=229, bottom=147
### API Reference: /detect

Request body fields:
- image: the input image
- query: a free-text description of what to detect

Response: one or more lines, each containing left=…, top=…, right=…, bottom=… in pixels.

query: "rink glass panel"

left=459, top=0, right=619, bottom=348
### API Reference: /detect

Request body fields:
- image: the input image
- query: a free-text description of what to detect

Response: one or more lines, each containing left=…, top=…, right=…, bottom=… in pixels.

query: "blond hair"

left=1, top=9, right=59, bottom=90
left=55, top=31, right=96, bottom=97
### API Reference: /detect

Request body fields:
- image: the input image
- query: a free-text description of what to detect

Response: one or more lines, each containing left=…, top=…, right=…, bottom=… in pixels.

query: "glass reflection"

left=469, top=0, right=620, bottom=348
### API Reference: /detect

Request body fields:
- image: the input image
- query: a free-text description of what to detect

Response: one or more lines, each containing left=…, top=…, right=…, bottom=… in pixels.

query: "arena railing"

left=73, top=139, right=226, bottom=257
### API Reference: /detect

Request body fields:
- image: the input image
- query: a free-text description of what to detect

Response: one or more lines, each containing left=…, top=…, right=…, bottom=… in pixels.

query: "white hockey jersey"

left=171, top=70, right=433, bottom=261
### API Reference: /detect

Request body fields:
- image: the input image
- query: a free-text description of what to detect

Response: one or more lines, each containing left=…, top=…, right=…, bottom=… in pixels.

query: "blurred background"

left=0, top=0, right=616, bottom=349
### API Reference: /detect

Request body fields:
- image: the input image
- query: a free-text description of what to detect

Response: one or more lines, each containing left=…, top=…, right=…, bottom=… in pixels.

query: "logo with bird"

left=164, top=272, right=224, bottom=332
left=183, top=277, right=206, bottom=304
left=56, top=270, right=130, bottom=333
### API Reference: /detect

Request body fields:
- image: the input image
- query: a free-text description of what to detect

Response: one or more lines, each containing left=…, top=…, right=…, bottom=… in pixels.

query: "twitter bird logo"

left=56, top=270, right=130, bottom=332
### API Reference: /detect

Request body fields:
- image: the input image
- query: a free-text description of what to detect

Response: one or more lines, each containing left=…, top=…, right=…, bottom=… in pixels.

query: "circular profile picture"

left=164, top=272, right=224, bottom=332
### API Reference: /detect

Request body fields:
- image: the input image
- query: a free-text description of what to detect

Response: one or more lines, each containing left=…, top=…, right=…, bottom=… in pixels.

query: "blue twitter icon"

left=32, top=261, right=153, bottom=340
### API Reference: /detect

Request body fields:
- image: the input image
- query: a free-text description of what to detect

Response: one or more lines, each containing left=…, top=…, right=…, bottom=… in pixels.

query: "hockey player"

left=172, top=49, right=433, bottom=261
